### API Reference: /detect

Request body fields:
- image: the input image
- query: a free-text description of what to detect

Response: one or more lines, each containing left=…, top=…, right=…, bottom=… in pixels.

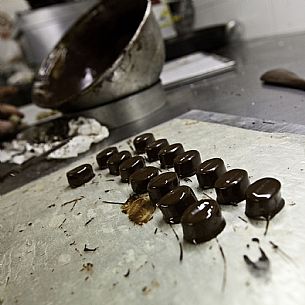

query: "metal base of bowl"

left=72, top=81, right=166, bottom=128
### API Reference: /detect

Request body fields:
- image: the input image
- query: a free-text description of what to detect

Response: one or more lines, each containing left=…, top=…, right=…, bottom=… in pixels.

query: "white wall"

left=193, top=0, right=305, bottom=40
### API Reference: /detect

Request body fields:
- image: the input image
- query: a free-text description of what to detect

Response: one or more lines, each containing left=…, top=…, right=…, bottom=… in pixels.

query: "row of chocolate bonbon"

left=66, top=131, right=285, bottom=245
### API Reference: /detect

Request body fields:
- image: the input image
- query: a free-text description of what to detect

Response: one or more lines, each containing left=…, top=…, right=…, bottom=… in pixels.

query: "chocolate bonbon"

left=147, top=172, right=179, bottom=204
left=129, top=167, right=159, bottom=194
left=145, top=139, right=169, bottom=162
left=133, top=133, right=155, bottom=154
left=245, top=177, right=285, bottom=219
left=173, top=150, right=201, bottom=178
left=119, top=156, right=145, bottom=183
left=196, top=158, right=227, bottom=189
left=107, top=151, right=132, bottom=175
left=66, top=164, right=95, bottom=188
left=96, top=147, right=118, bottom=169
left=158, top=186, right=197, bottom=224
left=181, top=199, right=226, bottom=244
left=215, top=169, right=250, bottom=205
left=159, top=143, right=184, bottom=169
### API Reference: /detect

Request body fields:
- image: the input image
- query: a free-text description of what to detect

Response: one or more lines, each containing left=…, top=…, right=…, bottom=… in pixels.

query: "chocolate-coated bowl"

left=32, top=0, right=165, bottom=111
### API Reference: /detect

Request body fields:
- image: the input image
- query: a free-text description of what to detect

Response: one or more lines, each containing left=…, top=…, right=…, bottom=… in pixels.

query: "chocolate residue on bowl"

left=121, top=194, right=156, bottom=225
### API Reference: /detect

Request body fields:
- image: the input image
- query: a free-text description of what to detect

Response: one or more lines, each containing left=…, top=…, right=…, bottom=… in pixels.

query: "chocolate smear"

left=121, top=194, right=156, bottom=225
left=244, top=247, right=270, bottom=277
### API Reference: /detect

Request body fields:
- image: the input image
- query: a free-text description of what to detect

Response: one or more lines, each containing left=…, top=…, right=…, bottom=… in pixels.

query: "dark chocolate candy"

left=215, top=169, right=250, bottom=205
left=129, top=166, right=159, bottom=194
left=145, top=139, right=169, bottom=162
left=196, top=158, right=227, bottom=189
left=147, top=172, right=179, bottom=204
left=96, top=147, right=118, bottom=169
left=119, top=156, right=145, bottom=183
left=158, top=143, right=184, bottom=169
left=245, top=178, right=285, bottom=219
left=181, top=199, right=226, bottom=244
left=66, top=164, right=95, bottom=188
left=173, top=150, right=201, bottom=178
left=133, top=133, right=155, bottom=154
left=107, top=151, right=132, bottom=175
left=158, top=186, right=197, bottom=224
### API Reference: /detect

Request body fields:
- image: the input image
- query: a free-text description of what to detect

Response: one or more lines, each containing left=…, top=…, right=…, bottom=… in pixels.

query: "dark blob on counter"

left=66, top=164, right=95, bottom=188
left=129, top=166, right=159, bottom=194
left=245, top=178, right=285, bottom=220
left=215, top=169, right=250, bottom=205
left=147, top=172, right=179, bottom=204
left=119, top=156, right=145, bottom=183
left=158, top=186, right=198, bottom=224
left=133, top=133, right=155, bottom=154
left=96, top=147, right=118, bottom=169
left=107, top=151, right=132, bottom=175
left=145, top=139, right=169, bottom=162
left=158, top=143, right=184, bottom=169
left=196, top=158, right=227, bottom=189
left=181, top=199, right=226, bottom=244
left=173, top=150, right=201, bottom=178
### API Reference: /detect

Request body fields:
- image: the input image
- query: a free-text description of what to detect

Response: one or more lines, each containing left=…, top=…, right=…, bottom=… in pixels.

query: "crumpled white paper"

left=0, top=117, right=109, bottom=164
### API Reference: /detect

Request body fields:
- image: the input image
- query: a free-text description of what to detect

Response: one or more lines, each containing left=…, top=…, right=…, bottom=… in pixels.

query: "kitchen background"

left=1, top=0, right=305, bottom=40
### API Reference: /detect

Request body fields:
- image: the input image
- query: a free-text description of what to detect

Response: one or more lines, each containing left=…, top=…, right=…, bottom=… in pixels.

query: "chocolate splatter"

left=48, top=203, right=55, bottom=208
left=121, top=194, right=156, bottom=225
left=244, top=247, right=270, bottom=277
left=85, top=218, right=94, bottom=226
left=269, top=241, right=295, bottom=265
left=169, top=224, right=183, bottom=262
left=61, top=196, right=84, bottom=207
left=80, top=263, right=93, bottom=274
left=124, top=269, right=130, bottom=277
left=252, top=238, right=260, bottom=243
left=84, top=244, right=98, bottom=252
left=154, top=228, right=158, bottom=234
left=58, top=218, right=66, bottom=229
left=103, top=201, right=125, bottom=205
left=238, top=216, right=248, bottom=223
left=106, top=179, right=115, bottom=182
left=216, top=238, right=227, bottom=292
left=126, top=139, right=136, bottom=154
left=264, top=219, right=270, bottom=236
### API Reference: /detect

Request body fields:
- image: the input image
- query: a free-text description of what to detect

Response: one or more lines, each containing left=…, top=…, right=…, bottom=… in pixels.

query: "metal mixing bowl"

left=32, top=0, right=165, bottom=111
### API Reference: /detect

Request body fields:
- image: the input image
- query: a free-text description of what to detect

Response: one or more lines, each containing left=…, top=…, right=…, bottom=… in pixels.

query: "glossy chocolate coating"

left=196, top=158, right=227, bottom=189
left=147, top=172, right=179, bottom=204
left=96, top=147, right=118, bottom=169
left=245, top=178, right=285, bottom=219
left=129, top=166, right=159, bottom=194
left=215, top=169, right=250, bottom=205
left=173, top=150, right=201, bottom=178
left=158, top=143, right=185, bottom=169
left=181, top=199, right=226, bottom=244
left=133, top=133, right=155, bottom=154
left=107, top=151, right=132, bottom=175
left=66, top=164, right=95, bottom=188
left=119, top=156, right=145, bottom=182
left=145, top=139, right=169, bottom=162
left=158, top=186, right=198, bottom=224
